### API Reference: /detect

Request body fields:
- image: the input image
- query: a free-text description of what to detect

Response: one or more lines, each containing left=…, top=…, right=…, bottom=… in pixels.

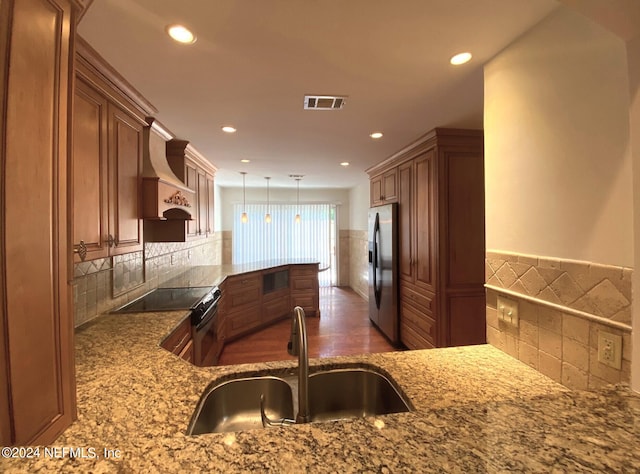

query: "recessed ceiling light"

left=450, top=52, right=472, bottom=65
left=370, top=132, right=383, bottom=139
left=222, top=126, right=237, bottom=133
left=240, top=159, right=250, bottom=163
left=340, top=162, right=350, bottom=167
left=166, top=25, right=197, bottom=45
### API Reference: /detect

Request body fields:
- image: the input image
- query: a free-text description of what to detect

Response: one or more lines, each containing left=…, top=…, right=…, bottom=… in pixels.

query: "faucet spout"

left=289, top=306, right=310, bottom=423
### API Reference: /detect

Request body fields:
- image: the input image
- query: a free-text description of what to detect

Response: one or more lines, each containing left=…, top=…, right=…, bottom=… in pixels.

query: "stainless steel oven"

left=190, top=287, right=222, bottom=366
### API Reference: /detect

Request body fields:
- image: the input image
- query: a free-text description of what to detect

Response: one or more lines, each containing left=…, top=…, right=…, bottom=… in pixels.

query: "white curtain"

left=233, top=203, right=332, bottom=286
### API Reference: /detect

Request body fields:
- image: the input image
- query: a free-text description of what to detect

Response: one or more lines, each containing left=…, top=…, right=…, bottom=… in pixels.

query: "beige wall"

left=484, top=6, right=635, bottom=390
left=349, top=178, right=370, bottom=232
left=484, top=6, right=632, bottom=267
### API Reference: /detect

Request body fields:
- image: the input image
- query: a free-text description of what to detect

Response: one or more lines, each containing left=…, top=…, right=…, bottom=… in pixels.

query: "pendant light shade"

left=294, top=177, right=301, bottom=223
left=264, top=177, right=272, bottom=223
left=240, top=171, right=248, bottom=223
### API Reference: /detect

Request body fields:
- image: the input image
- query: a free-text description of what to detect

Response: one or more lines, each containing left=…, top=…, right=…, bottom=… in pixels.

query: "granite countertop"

left=3, top=308, right=639, bottom=473
left=159, top=260, right=320, bottom=289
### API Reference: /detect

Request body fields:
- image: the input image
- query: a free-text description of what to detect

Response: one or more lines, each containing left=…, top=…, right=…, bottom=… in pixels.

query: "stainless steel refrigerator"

left=368, top=203, right=399, bottom=345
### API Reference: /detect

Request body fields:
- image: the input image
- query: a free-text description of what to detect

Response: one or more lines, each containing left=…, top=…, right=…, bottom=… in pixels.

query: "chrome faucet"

left=260, top=306, right=310, bottom=427
left=288, top=306, right=310, bottom=423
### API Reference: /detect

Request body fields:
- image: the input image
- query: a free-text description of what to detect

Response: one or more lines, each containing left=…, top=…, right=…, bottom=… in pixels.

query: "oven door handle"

left=194, top=305, right=218, bottom=332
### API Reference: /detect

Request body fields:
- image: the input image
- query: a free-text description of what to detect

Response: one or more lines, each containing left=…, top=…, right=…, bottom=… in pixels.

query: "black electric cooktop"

left=112, top=287, right=214, bottom=313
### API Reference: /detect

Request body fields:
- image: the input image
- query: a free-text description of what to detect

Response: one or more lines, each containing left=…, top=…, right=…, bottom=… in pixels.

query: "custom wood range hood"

left=142, top=118, right=217, bottom=242
left=141, top=117, right=196, bottom=222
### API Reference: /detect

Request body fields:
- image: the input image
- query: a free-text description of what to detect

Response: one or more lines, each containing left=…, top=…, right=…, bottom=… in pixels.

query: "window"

left=233, top=203, right=335, bottom=286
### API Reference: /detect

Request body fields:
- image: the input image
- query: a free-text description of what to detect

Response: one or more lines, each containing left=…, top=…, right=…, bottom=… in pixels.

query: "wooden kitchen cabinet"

left=161, top=318, right=193, bottom=362
left=290, top=264, right=320, bottom=317
left=0, top=0, right=76, bottom=446
left=367, top=128, right=485, bottom=349
left=221, top=273, right=263, bottom=340
left=165, top=139, right=217, bottom=240
left=370, top=168, right=398, bottom=206
left=72, top=38, right=151, bottom=261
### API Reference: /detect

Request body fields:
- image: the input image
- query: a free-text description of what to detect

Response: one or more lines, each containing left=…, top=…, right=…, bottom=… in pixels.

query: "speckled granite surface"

left=3, top=307, right=639, bottom=473
left=158, top=260, right=320, bottom=289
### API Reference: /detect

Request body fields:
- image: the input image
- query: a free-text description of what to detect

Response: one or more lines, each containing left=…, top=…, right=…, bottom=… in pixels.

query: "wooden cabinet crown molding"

left=365, top=128, right=483, bottom=178
left=75, top=35, right=157, bottom=120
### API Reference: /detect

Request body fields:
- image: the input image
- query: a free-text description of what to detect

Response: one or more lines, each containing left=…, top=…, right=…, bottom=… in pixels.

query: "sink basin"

left=187, top=376, right=294, bottom=434
left=188, top=366, right=412, bottom=434
left=308, top=368, right=411, bottom=422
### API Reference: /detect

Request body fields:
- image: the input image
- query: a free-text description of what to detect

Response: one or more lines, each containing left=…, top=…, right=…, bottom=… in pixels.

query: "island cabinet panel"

left=262, top=289, right=291, bottom=325
left=289, top=264, right=320, bottom=317
left=0, top=0, right=76, bottom=446
left=215, top=264, right=319, bottom=350
left=161, top=318, right=192, bottom=359
left=222, top=273, right=263, bottom=340
left=367, top=128, right=485, bottom=350
left=73, top=39, right=149, bottom=262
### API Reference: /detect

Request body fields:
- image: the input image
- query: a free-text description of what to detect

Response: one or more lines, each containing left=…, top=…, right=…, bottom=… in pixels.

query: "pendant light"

left=240, top=171, right=248, bottom=223
left=264, top=177, right=272, bottom=223
left=294, top=177, right=301, bottom=223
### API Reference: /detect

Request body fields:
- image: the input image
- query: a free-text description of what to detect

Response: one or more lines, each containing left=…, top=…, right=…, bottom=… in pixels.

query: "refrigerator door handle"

left=373, top=212, right=381, bottom=309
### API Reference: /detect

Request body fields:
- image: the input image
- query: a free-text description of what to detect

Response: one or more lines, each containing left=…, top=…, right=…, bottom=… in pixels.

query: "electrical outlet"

left=497, top=295, right=519, bottom=327
left=597, top=331, right=622, bottom=370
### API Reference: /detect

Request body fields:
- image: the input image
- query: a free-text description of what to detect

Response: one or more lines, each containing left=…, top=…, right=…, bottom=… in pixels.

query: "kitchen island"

left=3, top=307, right=639, bottom=473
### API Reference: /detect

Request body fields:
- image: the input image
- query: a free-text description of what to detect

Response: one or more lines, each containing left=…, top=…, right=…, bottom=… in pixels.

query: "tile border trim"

left=485, top=283, right=632, bottom=333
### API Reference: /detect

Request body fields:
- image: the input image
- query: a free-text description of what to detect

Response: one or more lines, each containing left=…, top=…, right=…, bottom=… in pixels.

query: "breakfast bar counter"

left=2, top=307, right=639, bottom=473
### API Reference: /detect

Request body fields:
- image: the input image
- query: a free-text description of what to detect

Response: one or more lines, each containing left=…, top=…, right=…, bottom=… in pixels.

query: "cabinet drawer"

left=290, top=266, right=318, bottom=279
left=401, top=320, right=435, bottom=350
left=400, top=302, right=435, bottom=346
left=291, top=277, right=317, bottom=291
left=225, top=274, right=262, bottom=310
left=262, top=294, right=291, bottom=324
left=225, top=304, right=261, bottom=339
left=161, top=318, right=192, bottom=355
left=400, top=284, right=434, bottom=314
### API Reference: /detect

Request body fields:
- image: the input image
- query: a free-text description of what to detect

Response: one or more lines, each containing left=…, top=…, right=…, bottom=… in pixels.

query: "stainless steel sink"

left=188, top=367, right=412, bottom=435
left=187, top=376, right=294, bottom=434
left=308, top=368, right=411, bottom=422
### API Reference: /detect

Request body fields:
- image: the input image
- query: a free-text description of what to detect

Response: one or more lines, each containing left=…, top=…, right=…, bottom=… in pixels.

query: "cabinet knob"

left=74, top=240, right=87, bottom=261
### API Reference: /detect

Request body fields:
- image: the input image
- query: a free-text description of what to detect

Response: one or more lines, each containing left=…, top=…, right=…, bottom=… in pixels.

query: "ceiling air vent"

left=304, top=95, right=347, bottom=110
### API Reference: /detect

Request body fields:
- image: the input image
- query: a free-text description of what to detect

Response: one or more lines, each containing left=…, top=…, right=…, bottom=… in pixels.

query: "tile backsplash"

left=338, top=229, right=368, bottom=299
left=73, top=233, right=222, bottom=328
left=485, top=251, right=632, bottom=389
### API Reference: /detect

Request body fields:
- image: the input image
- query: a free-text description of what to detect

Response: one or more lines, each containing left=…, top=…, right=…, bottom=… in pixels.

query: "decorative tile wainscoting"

left=485, top=251, right=632, bottom=389
left=73, top=234, right=221, bottom=328
left=350, top=230, right=369, bottom=300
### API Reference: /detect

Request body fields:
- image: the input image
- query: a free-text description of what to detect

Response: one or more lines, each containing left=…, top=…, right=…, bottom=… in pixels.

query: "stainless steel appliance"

left=368, top=203, right=399, bottom=345
left=190, top=287, right=222, bottom=366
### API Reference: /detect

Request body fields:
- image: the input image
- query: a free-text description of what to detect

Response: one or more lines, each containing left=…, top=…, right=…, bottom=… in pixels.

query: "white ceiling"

left=79, top=0, right=559, bottom=188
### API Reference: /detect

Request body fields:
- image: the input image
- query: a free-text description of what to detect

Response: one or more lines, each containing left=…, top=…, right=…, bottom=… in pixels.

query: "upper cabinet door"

left=73, top=79, right=109, bottom=261
left=206, top=174, right=215, bottom=235
left=185, top=159, right=199, bottom=237
left=197, top=169, right=207, bottom=235
left=108, top=103, right=143, bottom=255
